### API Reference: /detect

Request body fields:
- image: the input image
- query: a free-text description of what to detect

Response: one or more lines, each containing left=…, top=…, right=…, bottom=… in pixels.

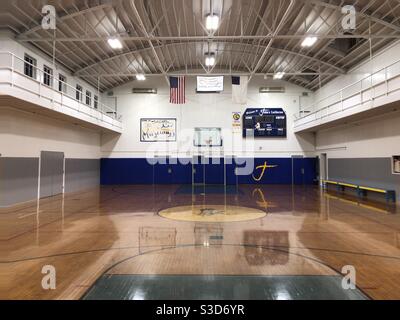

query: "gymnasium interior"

left=1, top=0, right=400, bottom=301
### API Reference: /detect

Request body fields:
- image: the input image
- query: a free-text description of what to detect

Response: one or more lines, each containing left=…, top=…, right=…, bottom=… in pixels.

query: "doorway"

left=39, top=151, right=65, bottom=198
left=320, top=153, right=328, bottom=183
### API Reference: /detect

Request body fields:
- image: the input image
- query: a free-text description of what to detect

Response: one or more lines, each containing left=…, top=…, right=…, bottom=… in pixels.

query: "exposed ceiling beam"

left=6, top=0, right=400, bottom=92
left=304, top=0, right=400, bottom=33
left=78, top=72, right=344, bottom=78
left=16, top=2, right=114, bottom=38
left=16, top=34, right=400, bottom=42
left=250, top=0, right=296, bottom=80
left=129, top=0, right=169, bottom=85
left=74, top=41, right=346, bottom=75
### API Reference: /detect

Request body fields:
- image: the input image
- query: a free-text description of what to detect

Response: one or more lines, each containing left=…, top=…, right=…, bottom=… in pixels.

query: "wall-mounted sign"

left=393, top=156, right=400, bottom=174
left=140, top=118, right=176, bottom=142
left=232, top=112, right=241, bottom=133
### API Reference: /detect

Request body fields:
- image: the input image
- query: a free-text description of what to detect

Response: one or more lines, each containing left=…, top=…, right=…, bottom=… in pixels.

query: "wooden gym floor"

left=0, top=184, right=399, bottom=300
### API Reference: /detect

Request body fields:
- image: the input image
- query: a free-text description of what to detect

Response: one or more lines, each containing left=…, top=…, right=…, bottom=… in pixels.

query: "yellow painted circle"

left=159, top=205, right=266, bottom=222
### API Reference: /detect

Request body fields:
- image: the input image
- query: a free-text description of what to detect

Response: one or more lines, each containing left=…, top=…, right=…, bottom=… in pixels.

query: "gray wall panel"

left=0, top=157, right=99, bottom=207
left=329, top=158, right=400, bottom=201
left=0, top=157, right=39, bottom=207
left=65, top=159, right=100, bottom=193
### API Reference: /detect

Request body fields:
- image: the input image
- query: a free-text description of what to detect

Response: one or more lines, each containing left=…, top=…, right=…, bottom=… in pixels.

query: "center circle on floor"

left=158, top=205, right=266, bottom=222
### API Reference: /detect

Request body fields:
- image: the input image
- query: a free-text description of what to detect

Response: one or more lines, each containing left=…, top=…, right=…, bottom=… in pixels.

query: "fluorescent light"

left=108, top=37, right=123, bottom=49
left=206, top=14, right=219, bottom=31
left=301, top=36, right=318, bottom=47
left=273, top=72, right=285, bottom=80
left=136, top=74, right=146, bottom=81
left=205, top=53, right=216, bottom=67
left=205, top=56, right=215, bottom=67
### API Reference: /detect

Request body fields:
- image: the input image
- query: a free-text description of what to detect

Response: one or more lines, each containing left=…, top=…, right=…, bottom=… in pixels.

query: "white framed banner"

left=140, top=118, right=177, bottom=142
left=196, top=76, right=224, bottom=92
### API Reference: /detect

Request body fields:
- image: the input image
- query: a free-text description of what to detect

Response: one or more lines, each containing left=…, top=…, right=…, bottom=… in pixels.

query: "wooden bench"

left=357, top=186, right=396, bottom=203
left=322, top=180, right=396, bottom=203
left=323, top=180, right=358, bottom=192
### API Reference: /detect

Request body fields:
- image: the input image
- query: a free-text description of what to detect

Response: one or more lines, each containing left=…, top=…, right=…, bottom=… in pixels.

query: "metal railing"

left=294, top=57, right=400, bottom=126
left=0, top=51, right=122, bottom=129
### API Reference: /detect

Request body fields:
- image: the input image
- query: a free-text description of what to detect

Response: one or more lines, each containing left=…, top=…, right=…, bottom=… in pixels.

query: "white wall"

left=315, top=110, right=400, bottom=202
left=101, top=76, right=316, bottom=158
left=312, top=40, right=400, bottom=159
left=0, top=107, right=101, bottom=158
left=316, top=110, right=400, bottom=159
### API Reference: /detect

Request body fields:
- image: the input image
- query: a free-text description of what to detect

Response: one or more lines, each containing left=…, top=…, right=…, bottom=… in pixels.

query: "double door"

left=292, top=156, right=316, bottom=185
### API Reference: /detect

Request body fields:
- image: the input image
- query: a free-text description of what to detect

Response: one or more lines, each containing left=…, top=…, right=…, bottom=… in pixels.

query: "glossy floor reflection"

left=83, top=275, right=367, bottom=300
left=0, top=185, right=399, bottom=300
left=175, top=184, right=243, bottom=194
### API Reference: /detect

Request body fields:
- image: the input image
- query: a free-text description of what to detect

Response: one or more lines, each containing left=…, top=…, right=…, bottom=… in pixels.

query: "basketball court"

left=1, top=0, right=400, bottom=302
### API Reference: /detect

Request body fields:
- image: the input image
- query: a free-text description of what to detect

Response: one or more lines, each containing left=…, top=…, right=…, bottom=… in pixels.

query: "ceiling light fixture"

left=273, top=72, right=285, bottom=80
left=301, top=36, right=318, bottom=47
left=136, top=74, right=146, bottom=81
left=206, top=14, right=219, bottom=31
left=205, top=53, right=216, bottom=67
left=108, top=37, right=123, bottom=49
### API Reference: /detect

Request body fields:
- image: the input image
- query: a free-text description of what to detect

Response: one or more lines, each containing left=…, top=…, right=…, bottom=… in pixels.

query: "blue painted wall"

left=100, top=157, right=317, bottom=185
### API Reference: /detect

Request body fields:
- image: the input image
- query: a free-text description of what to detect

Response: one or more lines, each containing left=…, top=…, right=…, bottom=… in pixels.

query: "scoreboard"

left=243, top=108, right=287, bottom=138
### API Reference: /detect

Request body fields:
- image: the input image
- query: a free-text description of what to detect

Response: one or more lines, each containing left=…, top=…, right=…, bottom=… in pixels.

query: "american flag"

left=169, top=76, right=185, bottom=104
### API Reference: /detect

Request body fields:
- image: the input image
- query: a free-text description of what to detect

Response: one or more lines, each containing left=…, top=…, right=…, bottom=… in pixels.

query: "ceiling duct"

left=132, top=88, right=157, bottom=94
left=259, top=87, right=285, bottom=93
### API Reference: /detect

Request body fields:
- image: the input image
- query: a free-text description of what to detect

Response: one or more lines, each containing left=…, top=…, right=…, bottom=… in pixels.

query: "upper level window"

left=24, top=54, right=37, bottom=79
left=94, top=95, right=98, bottom=109
left=58, top=74, right=67, bottom=93
left=76, top=85, right=83, bottom=101
left=86, top=90, right=92, bottom=106
left=43, top=65, right=53, bottom=87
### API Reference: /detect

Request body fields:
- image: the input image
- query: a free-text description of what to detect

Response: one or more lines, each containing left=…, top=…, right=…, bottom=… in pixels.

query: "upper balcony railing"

left=294, top=58, right=400, bottom=127
left=0, top=51, right=122, bottom=130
